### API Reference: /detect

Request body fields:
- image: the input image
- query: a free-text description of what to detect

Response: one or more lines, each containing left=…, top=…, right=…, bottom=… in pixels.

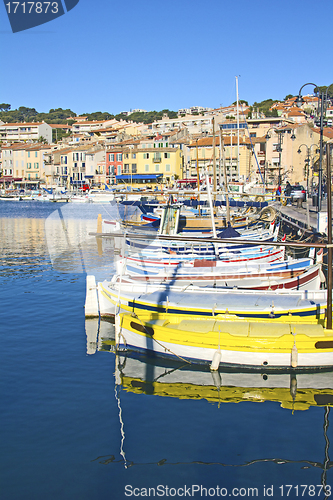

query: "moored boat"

left=115, top=312, right=333, bottom=370
left=98, top=278, right=326, bottom=322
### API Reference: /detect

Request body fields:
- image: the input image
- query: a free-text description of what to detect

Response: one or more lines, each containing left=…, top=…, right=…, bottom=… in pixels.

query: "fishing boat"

left=114, top=311, right=333, bottom=370
left=97, top=274, right=325, bottom=321
left=103, top=199, right=276, bottom=235
left=107, top=262, right=321, bottom=290
left=122, top=245, right=286, bottom=268
left=87, top=189, right=115, bottom=203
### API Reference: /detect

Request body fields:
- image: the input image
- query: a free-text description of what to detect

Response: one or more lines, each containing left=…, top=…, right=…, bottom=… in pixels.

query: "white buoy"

left=210, top=348, right=221, bottom=371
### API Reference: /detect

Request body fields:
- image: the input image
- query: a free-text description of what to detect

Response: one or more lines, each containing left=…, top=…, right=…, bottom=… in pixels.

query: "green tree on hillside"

left=314, top=84, right=333, bottom=99
left=0, top=103, right=11, bottom=112
left=115, top=109, right=177, bottom=124
left=80, top=111, right=114, bottom=121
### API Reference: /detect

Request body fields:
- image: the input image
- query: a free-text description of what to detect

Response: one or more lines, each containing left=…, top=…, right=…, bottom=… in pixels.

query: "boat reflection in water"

left=114, top=351, right=333, bottom=412
left=86, top=319, right=333, bottom=411
left=89, top=319, right=333, bottom=492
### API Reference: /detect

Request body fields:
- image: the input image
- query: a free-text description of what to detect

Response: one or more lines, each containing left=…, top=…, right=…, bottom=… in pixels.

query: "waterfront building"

left=0, top=121, right=52, bottom=143
left=0, top=143, right=51, bottom=187
left=116, top=145, right=183, bottom=188
left=150, top=113, right=219, bottom=135
left=186, top=135, right=252, bottom=183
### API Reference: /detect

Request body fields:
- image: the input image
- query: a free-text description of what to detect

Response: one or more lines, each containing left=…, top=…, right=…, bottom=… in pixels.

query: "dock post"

left=97, top=214, right=103, bottom=256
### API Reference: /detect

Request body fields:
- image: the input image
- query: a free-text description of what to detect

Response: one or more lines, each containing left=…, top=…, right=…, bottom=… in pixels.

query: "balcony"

left=153, top=157, right=162, bottom=163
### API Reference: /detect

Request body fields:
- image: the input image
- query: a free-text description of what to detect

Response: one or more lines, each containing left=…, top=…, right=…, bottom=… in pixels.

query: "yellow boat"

left=98, top=281, right=328, bottom=325
left=115, top=312, right=333, bottom=370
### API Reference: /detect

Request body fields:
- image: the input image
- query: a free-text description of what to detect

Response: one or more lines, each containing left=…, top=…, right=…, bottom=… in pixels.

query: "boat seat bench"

left=148, top=319, right=325, bottom=338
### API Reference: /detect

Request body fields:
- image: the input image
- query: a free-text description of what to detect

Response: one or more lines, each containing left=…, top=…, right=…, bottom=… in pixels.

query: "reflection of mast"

left=114, top=355, right=128, bottom=469
left=322, top=407, right=330, bottom=499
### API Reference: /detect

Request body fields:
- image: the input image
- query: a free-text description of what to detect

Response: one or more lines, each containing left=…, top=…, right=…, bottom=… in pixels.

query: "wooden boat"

left=98, top=277, right=327, bottom=323
left=103, top=202, right=276, bottom=235
left=115, top=312, right=333, bottom=370
left=109, top=263, right=321, bottom=290
left=123, top=245, right=286, bottom=268
left=122, top=255, right=313, bottom=276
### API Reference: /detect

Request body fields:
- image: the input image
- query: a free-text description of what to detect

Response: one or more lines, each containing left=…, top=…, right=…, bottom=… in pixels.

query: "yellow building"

left=3, top=143, right=50, bottom=183
left=117, top=146, right=183, bottom=187
left=23, top=145, right=46, bottom=182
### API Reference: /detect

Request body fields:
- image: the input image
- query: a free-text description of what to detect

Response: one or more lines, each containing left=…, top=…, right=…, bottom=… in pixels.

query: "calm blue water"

left=1, top=200, right=333, bottom=500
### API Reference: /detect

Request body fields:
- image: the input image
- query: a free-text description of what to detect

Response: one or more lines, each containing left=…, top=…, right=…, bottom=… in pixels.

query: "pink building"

left=106, top=148, right=123, bottom=184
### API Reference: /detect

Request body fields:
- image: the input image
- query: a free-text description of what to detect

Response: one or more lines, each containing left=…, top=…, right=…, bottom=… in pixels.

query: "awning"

left=116, top=174, right=163, bottom=182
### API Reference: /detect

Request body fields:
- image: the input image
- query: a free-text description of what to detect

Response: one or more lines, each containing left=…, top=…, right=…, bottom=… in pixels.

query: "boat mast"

left=236, top=76, right=240, bottom=179
left=212, top=117, right=217, bottom=200
left=326, top=144, right=332, bottom=329
left=220, top=129, right=230, bottom=224
left=196, top=139, right=201, bottom=216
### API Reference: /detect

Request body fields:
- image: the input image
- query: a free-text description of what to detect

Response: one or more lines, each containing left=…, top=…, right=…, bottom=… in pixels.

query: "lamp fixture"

left=295, top=94, right=304, bottom=108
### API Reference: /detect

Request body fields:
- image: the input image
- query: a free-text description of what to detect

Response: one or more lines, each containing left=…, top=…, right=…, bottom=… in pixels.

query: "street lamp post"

left=295, top=83, right=328, bottom=212
left=297, top=143, right=319, bottom=199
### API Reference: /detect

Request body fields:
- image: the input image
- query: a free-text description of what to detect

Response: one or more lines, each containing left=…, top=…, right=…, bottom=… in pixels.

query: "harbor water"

left=1, top=200, right=333, bottom=500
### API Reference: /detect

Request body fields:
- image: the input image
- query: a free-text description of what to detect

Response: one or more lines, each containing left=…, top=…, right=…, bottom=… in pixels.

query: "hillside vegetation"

left=0, top=84, right=332, bottom=125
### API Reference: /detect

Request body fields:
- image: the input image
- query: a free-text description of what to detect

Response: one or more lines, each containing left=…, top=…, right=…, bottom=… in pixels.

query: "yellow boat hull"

left=116, top=312, right=333, bottom=370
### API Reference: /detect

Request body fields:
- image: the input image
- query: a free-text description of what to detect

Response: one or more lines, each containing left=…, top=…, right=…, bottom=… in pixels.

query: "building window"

left=145, top=164, right=149, bottom=172
left=166, top=164, right=171, bottom=172
left=131, top=164, right=137, bottom=173
left=117, top=153, right=123, bottom=161
left=109, top=153, right=114, bottom=161
left=35, top=151, right=38, bottom=157
left=164, top=152, right=170, bottom=159
left=132, top=153, right=136, bottom=159
left=143, top=153, right=149, bottom=159
left=155, top=165, right=160, bottom=172
left=124, top=164, right=129, bottom=173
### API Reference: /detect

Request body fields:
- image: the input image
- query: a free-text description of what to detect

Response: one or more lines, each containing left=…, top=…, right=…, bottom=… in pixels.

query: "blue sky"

left=1, top=0, right=333, bottom=116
